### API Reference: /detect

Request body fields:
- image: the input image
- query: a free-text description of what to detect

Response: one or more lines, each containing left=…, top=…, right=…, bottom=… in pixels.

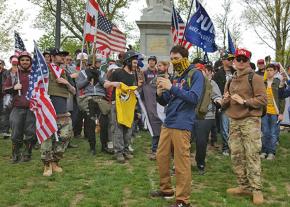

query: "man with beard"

left=105, top=51, right=141, bottom=163
left=3, top=52, right=35, bottom=163
left=41, top=48, right=75, bottom=176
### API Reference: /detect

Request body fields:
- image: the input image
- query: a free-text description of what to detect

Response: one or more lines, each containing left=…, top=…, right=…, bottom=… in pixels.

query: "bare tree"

left=215, top=0, right=232, bottom=49
left=0, top=0, right=23, bottom=54
left=32, top=0, right=133, bottom=41
left=242, top=0, right=290, bottom=65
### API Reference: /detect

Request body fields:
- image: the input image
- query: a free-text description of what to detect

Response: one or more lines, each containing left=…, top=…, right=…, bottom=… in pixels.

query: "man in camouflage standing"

left=41, top=48, right=75, bottom=176
left=222, top=48, right=267, bottom=205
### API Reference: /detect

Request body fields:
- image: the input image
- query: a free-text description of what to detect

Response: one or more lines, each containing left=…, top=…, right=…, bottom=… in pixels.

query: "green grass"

left=0, top=131, right=289, bottom=207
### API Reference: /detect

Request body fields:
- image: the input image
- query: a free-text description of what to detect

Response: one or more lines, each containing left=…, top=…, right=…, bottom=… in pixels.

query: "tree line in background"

left=0, top=0, right=289, bottom=66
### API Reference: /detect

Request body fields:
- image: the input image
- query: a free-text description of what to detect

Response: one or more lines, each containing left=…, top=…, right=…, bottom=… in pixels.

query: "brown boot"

left=253, top=190, right=264, bottom=205
left=43, top=162, right=52, bottom=177
left=226, top=187, right=252, bottom=196
left=51, top=162, right=63, bottom=173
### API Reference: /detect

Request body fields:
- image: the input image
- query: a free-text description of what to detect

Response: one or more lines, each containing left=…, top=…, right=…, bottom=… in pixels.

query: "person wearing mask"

left=222, top=48, right=267, bottom=205
left=213, top=52, right=235, bottom=156
left=151, top=45, right=204, bottom=207
left=76, top=58, right=112, bottom=155
left=4, top=52, right=35, bottom=163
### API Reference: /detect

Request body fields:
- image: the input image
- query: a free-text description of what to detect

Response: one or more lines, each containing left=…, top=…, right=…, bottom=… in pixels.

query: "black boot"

left=11, top=143, right=21, bottom=164
left=21, top=141, right=32, bottom=162
left=90, top=142, right=96, bottom=155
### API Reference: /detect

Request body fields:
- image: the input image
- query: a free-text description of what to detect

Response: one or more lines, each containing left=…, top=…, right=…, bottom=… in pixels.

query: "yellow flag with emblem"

left=116, top=83, right=138, bottom=128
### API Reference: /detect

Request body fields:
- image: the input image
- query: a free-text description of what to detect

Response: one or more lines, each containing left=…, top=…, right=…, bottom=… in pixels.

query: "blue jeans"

left=261, top=114, right=278, bottom=154
left=220, top=111, right=229, bottom=151
left=152, top=136, right=160, bottom=153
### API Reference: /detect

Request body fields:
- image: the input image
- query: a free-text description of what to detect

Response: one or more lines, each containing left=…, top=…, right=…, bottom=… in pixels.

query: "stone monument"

left=136, top=0, right=172, bottom=61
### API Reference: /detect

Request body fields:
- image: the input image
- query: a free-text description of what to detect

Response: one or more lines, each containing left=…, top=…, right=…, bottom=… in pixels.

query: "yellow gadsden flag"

left=116, top=83, right=138, bottom=128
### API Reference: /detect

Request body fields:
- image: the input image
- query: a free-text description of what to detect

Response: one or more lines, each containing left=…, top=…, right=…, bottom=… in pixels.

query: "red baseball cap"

left=235, top=48, right=251, bottom=59
left=257, top=59, right=265, bottom=64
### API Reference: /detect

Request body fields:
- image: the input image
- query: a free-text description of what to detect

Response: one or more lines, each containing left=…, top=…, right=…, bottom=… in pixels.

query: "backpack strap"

left=186, top=64, right=198, bottom=87
left=227, top=71, right=255, bottom=94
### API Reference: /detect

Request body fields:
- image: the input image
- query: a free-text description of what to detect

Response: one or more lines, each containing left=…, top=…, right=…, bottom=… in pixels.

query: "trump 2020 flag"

left=228, top=29, right=236, bottom=54
left=27, top=42, right=58, bottom=144
left=184, top=0, right=217, bottom=52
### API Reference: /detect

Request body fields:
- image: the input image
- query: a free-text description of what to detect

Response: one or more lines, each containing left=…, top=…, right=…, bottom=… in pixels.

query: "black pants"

left=193, top=119, right=216, bottom=168
left=74, top=110, right=89, bottom=138
left=87, top=99, right=109, bottom=150
left=0, top=99, right=10, bottom=134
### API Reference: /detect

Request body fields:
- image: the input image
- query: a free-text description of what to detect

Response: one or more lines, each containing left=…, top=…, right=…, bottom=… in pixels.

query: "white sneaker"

left=222, top=151, right=230, bottom=156
left=260, top=153, right=267, bottom=159
left=107, top=141, right=113, bottom=149
left=266, top=153, right=275, bottom=160
left=129, top=145, right=134, bottom=152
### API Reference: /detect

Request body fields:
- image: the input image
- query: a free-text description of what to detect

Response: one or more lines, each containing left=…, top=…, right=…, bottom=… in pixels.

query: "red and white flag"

left=83, top=0, right=126, bottom=54
left=84, top=0, right=104, bottom=42
left=48, top=63, right=64, bottom=79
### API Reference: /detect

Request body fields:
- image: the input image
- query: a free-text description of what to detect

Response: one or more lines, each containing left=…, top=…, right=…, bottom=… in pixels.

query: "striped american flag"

left=27, top=43, right=58, bottom=144
left=171, top=7, right=192, bottom=50
left=95, top=13, right=126, bottom=54
left=14, top=31, right=26, bottom=56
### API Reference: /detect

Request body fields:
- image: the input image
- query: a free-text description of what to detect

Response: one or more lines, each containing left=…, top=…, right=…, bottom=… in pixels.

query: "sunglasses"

left=227, top=58, right=234, bottom=61
left=236, top=56, right=249, bottom=63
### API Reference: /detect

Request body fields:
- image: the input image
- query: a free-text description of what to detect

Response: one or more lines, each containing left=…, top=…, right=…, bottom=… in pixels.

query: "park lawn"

left=0, top=131, right=289, bottom=207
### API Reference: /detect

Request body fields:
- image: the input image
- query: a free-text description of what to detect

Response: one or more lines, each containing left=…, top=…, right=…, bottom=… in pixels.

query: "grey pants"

left=9, top=107, right=36, bottom=144
left=111, top=104, right=132, bottom=154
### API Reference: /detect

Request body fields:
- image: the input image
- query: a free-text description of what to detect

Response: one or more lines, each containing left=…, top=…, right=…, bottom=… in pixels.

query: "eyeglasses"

left=236, top=56, right=249, bottom=63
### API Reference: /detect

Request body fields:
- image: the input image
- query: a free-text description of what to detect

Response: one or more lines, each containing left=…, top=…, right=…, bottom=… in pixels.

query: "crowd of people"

left=0, top=44, right=290, bottom=207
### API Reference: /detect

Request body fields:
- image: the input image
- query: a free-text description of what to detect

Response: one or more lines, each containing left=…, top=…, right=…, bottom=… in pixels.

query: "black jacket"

left=212, top=66, right=235, bottom=95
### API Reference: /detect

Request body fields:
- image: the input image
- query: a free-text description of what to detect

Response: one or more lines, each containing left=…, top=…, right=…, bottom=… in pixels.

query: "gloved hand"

left=85, top=69, right=93, bottom=81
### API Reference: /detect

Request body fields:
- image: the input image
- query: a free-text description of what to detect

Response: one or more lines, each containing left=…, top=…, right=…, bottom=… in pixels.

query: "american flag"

left=27, top=43, right=58, bottom=144
left=96, top=13, right=126, bottom=54
left=14, top=31, right=26, bottom=56
left=171, top=7, right=192, bottom=50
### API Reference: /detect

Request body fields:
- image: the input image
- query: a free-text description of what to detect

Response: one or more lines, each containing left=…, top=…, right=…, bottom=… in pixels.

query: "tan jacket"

left=222, top=68, right=267, bottom=119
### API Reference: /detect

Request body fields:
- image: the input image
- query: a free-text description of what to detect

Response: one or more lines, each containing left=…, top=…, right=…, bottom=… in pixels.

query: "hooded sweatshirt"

left=222, top=67, right=267, bottom=119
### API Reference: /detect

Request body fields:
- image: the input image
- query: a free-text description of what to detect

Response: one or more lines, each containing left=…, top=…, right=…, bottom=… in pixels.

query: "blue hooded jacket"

left=157, top=65, right=204, bottom=131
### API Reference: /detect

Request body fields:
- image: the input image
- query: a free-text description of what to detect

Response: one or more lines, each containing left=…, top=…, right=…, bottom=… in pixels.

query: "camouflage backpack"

left=187, top=68, right=212, bottom=119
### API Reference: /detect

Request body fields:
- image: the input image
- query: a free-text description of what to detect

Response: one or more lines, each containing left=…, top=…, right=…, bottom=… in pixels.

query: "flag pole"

left=80, top=0, right=89, bottom=70
left=92, top=13, right=99, bottom=67
left=16, top=66, right=21, bottom=96
left=181, top=0, right=195, bottom=44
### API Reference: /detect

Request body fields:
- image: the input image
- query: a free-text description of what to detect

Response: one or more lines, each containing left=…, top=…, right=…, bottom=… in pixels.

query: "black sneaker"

left=197, top=165, right=205, bottom=175
left=150, top=190, right=174, bottom=199
left=170, top=201, right=191, bottom=207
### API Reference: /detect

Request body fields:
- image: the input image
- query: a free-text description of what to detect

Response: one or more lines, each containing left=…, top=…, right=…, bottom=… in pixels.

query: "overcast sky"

left=5, top=0, right=275, bottom=64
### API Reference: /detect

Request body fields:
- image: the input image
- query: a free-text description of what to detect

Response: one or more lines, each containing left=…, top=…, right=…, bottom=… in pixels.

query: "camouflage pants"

left=229, top=117, right=262, bottom=191
left=40, top=113, right=73, bottom=163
